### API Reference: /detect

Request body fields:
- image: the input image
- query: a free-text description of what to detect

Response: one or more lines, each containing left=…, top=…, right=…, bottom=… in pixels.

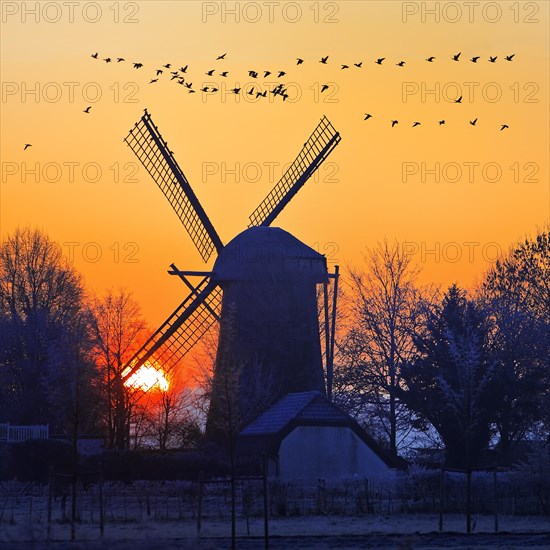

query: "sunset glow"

left=124, top=362, right=169, bottom=393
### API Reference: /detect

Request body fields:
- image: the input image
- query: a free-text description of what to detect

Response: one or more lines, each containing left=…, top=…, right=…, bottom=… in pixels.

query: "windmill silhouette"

left=122, top=110, right=341, bottom=433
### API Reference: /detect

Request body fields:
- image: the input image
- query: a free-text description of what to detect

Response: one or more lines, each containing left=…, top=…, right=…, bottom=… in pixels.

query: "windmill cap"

left=212, top=227, right=328, bottom=282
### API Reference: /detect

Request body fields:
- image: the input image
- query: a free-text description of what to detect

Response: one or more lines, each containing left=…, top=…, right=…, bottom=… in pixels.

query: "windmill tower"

left=122, top=110, right=341, bottom=437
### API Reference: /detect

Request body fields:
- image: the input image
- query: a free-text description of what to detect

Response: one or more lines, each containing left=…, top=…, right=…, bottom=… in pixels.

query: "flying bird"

left=248, top=87, right=255, bottom=95
left=426, top=56, right=435, bottom=62
left=256, top=91, right=267, bottom=98
left=170, top=74, right=179, bottom=80
left=396, top=61, right=405, bottom=67
left=133, top=63, right=143, bottom=69
left=206, top=69, right=215, bottom=76
left=439, top=120, right=445, bottom=125
left=471, top=56, right=480, bottom=63
left=364, top=114, right=372, bottom=120
left=277, top=71, right=286, bottom=77
left=341, top=64, right=349, bottom=69
left=391, top=120, right=398, bottom=127
left=180, top=65, right=188, bottom=73
left=103, top=58, right=111, bottom=63
left=321, top=84, right=330, bottom=93
left=489, top=56, right=497, bottom=63
left=156, top=69, right=163, bottom=76
left=354, top=62, right=363, bottom=68
left=91, top=52, right=98, bottom=59
left=216, top=53, right=226, bottom=60
left=455, top=95, right=462, bottom=103
left=185, top=82, right=193, bottom=88
left=375, top=58, right=385, bottom=65
left=23, top=143, right=32, bottom=150
left=232, top=87, right=241, bottom=94
left=452, top=52, right=461, bottom=61
left=505, top=54, right=515, bottom=61
left=211, top=87, right=219, bottom=93
left=500, top=124, right=509, bottom=131
left=470, top=118, right=478, bottom=126
left=117, top=57, right=125, bottom=62
left=296, top=58, right=304, bottom=65
left=220, top=71, right=229, bottom=77
left=320, top=56, right=329, bottom=64
left=264, top=70, right=271, bottom=77
left=83, top=106, right=91, bottom=113
left=412, top=121, right=421, bottom=127
left=149, top=79, right=158, bottom=84
left=248, top=70, right=258, bottom=78
left=188, top=89, right=196, bottom=94
left=201, top=86, right=209, bottom=92
left=163, top=63, right=171, bottom=68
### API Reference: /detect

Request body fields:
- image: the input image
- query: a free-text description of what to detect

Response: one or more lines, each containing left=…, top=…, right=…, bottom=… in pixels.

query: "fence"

left=0, top=423, right=49, bottom=442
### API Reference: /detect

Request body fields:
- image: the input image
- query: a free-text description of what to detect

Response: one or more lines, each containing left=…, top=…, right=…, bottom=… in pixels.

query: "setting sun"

left=124, top=362, right=169, bottom=393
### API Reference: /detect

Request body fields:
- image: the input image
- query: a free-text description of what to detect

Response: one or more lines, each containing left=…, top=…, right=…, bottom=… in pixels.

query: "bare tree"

left=336, top=239, right=433, bottom=456
left=90, top=289, right=148, bottom=449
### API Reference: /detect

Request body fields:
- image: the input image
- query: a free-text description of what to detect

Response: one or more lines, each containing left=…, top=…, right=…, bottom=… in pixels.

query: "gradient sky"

left=1, top=0, right=549, bottom=329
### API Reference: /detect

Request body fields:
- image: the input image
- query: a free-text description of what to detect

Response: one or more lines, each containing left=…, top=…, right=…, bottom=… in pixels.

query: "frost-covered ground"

left=1, top=515, right=549, bottom=549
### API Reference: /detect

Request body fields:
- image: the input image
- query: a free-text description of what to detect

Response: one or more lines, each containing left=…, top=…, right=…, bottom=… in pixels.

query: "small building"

left=237, top=391, right=404, bottom=481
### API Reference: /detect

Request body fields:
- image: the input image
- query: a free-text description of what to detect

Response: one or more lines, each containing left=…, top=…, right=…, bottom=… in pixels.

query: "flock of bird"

left=22, top=50, right=517, bottom=149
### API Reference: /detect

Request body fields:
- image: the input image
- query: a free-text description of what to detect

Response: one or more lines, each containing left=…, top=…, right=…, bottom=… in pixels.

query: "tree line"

left=0, top=226, right=548, bottom=467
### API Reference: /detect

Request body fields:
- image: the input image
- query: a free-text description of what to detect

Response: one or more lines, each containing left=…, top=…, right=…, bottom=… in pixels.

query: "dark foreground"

left=1, top=533, right=550, bottom=549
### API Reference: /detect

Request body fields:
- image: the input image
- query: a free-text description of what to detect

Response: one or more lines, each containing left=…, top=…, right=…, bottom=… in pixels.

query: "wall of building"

left=278, top=425, right=394, bottom=481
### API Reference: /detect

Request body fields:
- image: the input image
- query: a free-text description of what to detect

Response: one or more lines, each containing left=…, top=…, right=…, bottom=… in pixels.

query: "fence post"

left=47, top=467, right=53, bottom=540
left=197, top=471, right=204, bottom=538
left=438, top=467, right=444, bottom=533
left=262, top=454, right=269, bottom=550
left=493, top=468, right=499, bottom=533
left=99, top=463, right=104, bottom=538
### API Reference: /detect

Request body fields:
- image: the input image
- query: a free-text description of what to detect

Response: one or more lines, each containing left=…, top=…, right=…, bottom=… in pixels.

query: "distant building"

left=237, top=391, right=405, bottom=481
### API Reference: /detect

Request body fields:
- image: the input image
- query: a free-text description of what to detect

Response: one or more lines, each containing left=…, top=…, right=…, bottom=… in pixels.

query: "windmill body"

left=122, top=110, right=341, bottom=443
left=207, top=226, right=327, bottom=435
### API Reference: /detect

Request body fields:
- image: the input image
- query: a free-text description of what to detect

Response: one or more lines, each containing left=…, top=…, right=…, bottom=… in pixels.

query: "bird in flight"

left=320, top=56, right=329, bottom=64
left=470, top=118, right=478, bottom=126
left=364, top=113, right=372, bottom=120
left=439, top=120, right=445, bottom=125
left=156, top=69, right=163, bottom=76
left=391, top=120, right=398, bottom=127
left=375, top=58, right=385, bottom=65
left=117, top=57, right=125, bottom=62
left=471, top=56, right=480, bottom=63
left=249, top=70, right=258, bottom=78
left=500, top=124, right=509, bottom=131
left=220, top=71, right=229, bottom=77
left=217, top=53, right=227, bottom=60
left=206, top=69, right=215, bottom=76
left=180, top=65, right=188, bottom=73
left=452, top=52, right=461, bottom=61
left=277, top=71, right=286, bottom=77
left=256, top=90, right=267, bottom=98
left=297, top=58, right=304, bottom=65
left=396, top=61, right=405, bottom=67
left=321, top=84, right=330, bottom=93
left=232, top=87, right=241, bottom=94
left=163, top=63, right=171, bottom=68
left=23, top=143, right=32, bottom=150
left=133, top=63, right=143, bottom=69
left=150, top=79, right=158, bottom=84
left=104, top=57, right=111, bottom=63
left=248, top=87, right=255, bottom=96
left=426, top=56, right=435, bottom=62
left=264, top=70, right=272, bottom=77
left=170, top=74, right=179, bottom=80
left=201, top=86, right=209, bottom=92
left=83, top=106, right=91, bottom=113
left=455, top=95, right=463, bottom=103
left=412, top=121, right=421, bottom=127
left=91, top=52, right=98, bottom=59
left=505, top=54, right=515, bottom=61
left=341, top=64, right=349, bottom=69
left=489, top=56, right=497, bottom=63
left=354, top=62, right=362, bottom=68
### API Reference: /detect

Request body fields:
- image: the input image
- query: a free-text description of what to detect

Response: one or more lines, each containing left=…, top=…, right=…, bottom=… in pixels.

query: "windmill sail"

left=248, top=116, right=341, bottom=228
left=121, top=277, right=221, bottom=384
left=125, top=110, right=223, bottom=262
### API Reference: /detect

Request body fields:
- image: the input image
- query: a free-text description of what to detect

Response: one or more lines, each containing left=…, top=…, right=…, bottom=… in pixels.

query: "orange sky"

left=1, top=0, right=548, bottom=328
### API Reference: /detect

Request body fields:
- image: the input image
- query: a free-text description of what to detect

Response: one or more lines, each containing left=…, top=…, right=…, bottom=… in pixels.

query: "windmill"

left=122, top=110, right=341, bottom=436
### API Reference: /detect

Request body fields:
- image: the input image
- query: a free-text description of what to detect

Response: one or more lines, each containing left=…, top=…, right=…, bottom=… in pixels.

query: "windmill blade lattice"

left=125, top=111, right=223, bottom=262
left=248, top=116, right=341, bottom=228
left=121, top=277, right=221, bottom=384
